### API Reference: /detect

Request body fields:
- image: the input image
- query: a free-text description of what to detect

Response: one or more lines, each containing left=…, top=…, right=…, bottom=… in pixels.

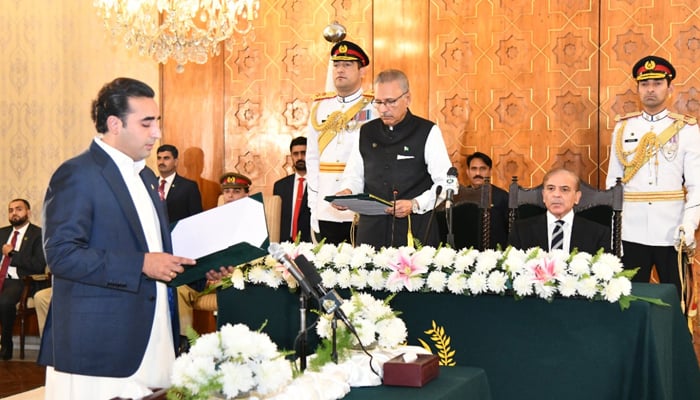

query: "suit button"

left=149, top=296, right=156, bottom=301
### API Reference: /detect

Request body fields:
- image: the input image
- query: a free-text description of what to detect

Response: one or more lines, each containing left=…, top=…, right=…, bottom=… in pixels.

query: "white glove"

left=674, top=225, right=697, bottom=251
left=310, top=214, right=320, bottom=234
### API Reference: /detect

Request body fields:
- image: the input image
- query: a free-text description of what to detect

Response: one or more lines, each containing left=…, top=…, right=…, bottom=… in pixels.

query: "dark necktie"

left=292, top=177, right=305, bottom=241
left=0, top=230, right=20, bottom=293
left=550, top=220, right=565, bottom=250
left=158, top=179, right=166, bottom=201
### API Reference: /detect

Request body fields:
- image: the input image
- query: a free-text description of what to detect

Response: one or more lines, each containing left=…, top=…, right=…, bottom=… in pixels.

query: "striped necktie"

left=550, top=220, right=565, bottom=250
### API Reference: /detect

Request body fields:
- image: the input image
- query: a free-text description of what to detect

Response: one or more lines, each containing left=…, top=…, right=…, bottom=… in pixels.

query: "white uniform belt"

left=320, top=162, right=346, bottom=173
left=624, top=190, right=685, bottom=202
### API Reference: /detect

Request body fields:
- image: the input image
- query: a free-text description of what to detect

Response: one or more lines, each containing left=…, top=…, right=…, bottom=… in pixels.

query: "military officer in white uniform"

left=306, top=40, right=378, bottom=244
left=607, top=55, right=700, bottom=295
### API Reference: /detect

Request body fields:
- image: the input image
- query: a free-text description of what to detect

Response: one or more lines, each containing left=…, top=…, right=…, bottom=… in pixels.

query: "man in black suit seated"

left=508, top=168, right=611, bottom=254
left=0, top=199, right=46, bottom=360
left=466, top=152, right=509, bottom=248
left=273, top=137, right=311, bottom=242
left=157, top=144, right=203, bottom=223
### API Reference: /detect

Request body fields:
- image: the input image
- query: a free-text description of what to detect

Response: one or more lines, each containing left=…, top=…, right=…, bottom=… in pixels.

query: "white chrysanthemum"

left=373, top=247, right=398, bottom=269
left=475, top=249, right=500, bottom=273
left=487, top=270, right=508, bottom=294
left=335, top=268, right=352, bottom=288
left=594, top=253, right=624, bottom=276
left=219, top=362, right=254, bottom=398
left=366, top=269, right=387, bottom=290
left=453, top=249, right=478, bottom=272
left=577, top=276, right=598, bottom=298
left=180, top=355, right=220, bottom=394
left=230, top=268, right=246, bottom=290
left=349, top=246, right=373, bottom=269
left=413, top=246, right=436, bottom=268
left=446, top=273, right=468, bottom=294
left=385, top=276, right=406, bottom=292
left=548, top=249, right=570, bottom=263
left=432, top=247, right=457, bottom=269
left=590, top=259, right=616, bottom=282
left=376, top=317, right=407, bottom=348
left=356, top=293, right=390, bottom=321
left=252, top=358, right=293, bottom=395
left=350, top=268, right=369, bottom=289
left=314, top=243, right=337, bottom=266
left=568, top=252, right=592, bottom=276
left=467, top=272, right=489, bottom=294
left=353, top=317, right=377, bottom=346
left=407, top=275, right=425, bottom=292
left=187, top=331, right=220, bottom=359
left=261, top=268, right=283, bottom=288
left=533, top=281, right=556, bottom=299
left=247, top=265, right=268, bottom=284
left=557, top=274, right=579, bottom=297
left=316, top=315, right=333, bottom=339
left=512, top=274, right=534, bottom=296
left=503, top=248, right=528, bottom=275
left=320, top=268, right=338, bottom=288
left=333, top=251, right=353, bottom=269
left=602, top=277, right=632, bottom=302
left=426, top=270, right=447, bottom=292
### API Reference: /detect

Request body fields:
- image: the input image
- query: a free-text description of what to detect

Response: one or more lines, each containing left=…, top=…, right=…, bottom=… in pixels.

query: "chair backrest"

left=508, top=176, right=623, bottom=256
left=217, top=194, right=282, bottom=244
left=436, top=178, right=492, bottom=250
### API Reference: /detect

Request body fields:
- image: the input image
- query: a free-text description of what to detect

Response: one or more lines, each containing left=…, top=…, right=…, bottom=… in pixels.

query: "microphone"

left=267, top=243, right=316, bottom=298
left=422, top=185, right=443, bottom=245
left=267, top=243, right=358, bottom=335
left=293, top=253, right=358, bottom=336
left=445, top=167, right=459, bottom=210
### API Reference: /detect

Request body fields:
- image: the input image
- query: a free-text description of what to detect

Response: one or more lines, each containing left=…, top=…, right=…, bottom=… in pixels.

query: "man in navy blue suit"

left=274, top=136, right=311, bottom=242
left=39, top=78, right=196, bottom=399
left=508, top=168, right=611, bottom=254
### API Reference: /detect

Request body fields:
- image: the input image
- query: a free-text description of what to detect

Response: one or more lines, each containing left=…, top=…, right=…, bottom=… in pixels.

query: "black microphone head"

left=294, top=254, right=323, bottom=287
left=447, top=166, right=458, bottom=178
left=435, top=185, right=443, bottom=196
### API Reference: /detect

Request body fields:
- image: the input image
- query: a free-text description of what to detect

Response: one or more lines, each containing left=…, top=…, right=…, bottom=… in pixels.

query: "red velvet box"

left=383, top=353, right=440, bottom=387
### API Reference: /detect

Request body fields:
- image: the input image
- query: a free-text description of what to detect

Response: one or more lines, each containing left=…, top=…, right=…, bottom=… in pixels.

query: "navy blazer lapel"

left=90, top=142, right=149, bottom=251
left=141, top=167, right=173, bottom=253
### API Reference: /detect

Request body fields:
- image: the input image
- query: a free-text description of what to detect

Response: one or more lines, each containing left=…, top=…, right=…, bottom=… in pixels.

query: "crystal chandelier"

left=94, top=0, right=260, bottom=72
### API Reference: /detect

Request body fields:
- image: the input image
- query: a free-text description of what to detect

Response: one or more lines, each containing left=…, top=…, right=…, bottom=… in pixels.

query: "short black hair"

left=157, top=144, right=179, bottom=158
left=290, top=136, right=307, bottom=151
left=466, top=152, right=493, bottom=169
left=91, top=77, right=156, bottom=134
left=9, top=198, right=30, bottom=210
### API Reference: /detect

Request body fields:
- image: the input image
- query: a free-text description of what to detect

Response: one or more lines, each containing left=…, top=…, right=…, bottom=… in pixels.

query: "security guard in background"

left=606, top=55, right=700, bottom=296
left=305, top=40, right=379, bottom=244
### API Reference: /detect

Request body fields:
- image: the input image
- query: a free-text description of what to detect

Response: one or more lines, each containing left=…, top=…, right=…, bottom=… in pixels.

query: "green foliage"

left=308, top=329, right=355, bottom=371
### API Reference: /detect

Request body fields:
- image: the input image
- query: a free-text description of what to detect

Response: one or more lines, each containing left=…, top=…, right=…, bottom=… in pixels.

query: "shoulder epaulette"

left=668, top=112, right=697, bottom=125
left=313, top=91, right=337, bottom=101
left=614, top=111, right=642, bottom=122
left=362, top=91, right=375, bottom=99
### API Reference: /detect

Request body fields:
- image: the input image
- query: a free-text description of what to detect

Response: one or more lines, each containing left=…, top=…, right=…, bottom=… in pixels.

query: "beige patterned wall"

left=0, top=1, right=159, bottom=225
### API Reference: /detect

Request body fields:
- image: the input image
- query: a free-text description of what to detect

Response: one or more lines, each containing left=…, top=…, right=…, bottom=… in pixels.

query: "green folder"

left=168, top=192, right=268, bottom=287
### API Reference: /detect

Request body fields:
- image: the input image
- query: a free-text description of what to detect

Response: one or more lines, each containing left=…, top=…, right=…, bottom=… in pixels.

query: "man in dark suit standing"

left=466, top=152, right=509, bottom=248
left=274, top=136, right=311, bottom=242
left=39, top=77, right=196, bottom=399
left=0, top=199, right=46, bottom=360
left=508, top=168, right=611, bottom=254
left=156, top=144, right=203, bottom=224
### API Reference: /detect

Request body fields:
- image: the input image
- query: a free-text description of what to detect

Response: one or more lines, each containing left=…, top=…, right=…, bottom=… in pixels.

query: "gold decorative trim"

left=417, top=320, right=456, bottom=366
left=624, top=190, right=685, bottom=202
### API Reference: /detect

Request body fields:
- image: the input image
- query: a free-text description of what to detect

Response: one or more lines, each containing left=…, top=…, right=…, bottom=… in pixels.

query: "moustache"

left=472, top=175, right=484, bottom=180
left=295, top=160, right=306, bottom=170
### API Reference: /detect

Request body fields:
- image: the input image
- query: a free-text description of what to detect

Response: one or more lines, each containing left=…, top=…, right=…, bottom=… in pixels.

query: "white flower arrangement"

left=316, top=292, right=407, bottom=349
left=213, top=242, right=663, bottom=309
left=168, top=323, right=293, bottom=400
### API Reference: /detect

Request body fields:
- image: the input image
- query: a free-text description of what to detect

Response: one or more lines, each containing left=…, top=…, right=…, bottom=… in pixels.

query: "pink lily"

left=387, top=249, right=429, bottom=290
left=532, top=258, right=557, bottom=284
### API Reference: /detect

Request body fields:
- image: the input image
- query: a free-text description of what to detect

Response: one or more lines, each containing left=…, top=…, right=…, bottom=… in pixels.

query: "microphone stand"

left=331, top=317, right=338, bottom=363
left=446, top=198, right=455, bottom=248
left=298, top=293, right=308, bottom=371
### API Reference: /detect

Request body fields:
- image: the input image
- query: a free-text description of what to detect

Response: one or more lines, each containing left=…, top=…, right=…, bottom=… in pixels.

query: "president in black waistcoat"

left=337, top=69, right=452, bottom=248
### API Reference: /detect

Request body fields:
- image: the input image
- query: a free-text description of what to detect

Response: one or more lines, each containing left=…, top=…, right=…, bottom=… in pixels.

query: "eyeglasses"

left=371, top=91, right=408, bottom=107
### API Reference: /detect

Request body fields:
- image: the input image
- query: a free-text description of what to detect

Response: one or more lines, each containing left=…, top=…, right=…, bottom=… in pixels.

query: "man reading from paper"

left=335, top=69, right=451, bottom=248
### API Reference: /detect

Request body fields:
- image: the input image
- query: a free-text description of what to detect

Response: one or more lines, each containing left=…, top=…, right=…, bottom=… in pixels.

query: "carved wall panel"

left=161, top=0, right=700, bottom=205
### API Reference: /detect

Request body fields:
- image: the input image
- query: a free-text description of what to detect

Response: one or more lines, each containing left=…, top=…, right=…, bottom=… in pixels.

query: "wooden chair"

left=508, top=176, right=623, bottom=256
left=436, top=178, right=492, bottom=250
left=16, top=273, right=51, bottom=359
